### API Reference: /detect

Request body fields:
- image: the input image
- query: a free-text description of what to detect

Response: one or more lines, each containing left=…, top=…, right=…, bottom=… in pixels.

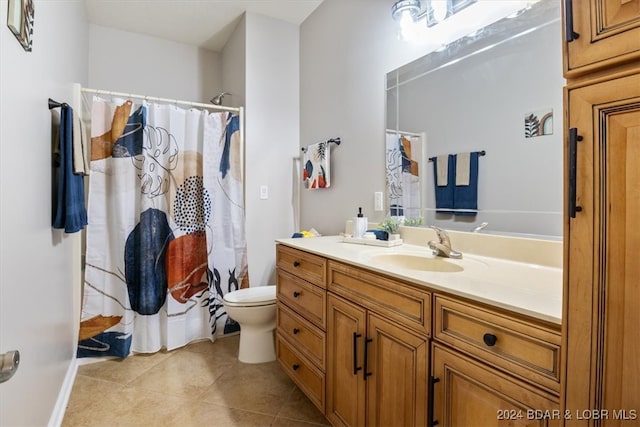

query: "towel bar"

left=428, top=150, right=485, bottom=162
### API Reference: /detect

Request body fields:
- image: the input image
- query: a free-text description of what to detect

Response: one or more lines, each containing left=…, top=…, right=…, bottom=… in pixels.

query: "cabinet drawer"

left=276, top=335, right=325, bottom=412
left=434, top=295, right=561, bottom=394
left=564, top=0, right=640, bottom=76
left=277, top=269, right=326, bottom=329
left=277, top=302, right=326, bottom=370
left=328, top=261, right=431, bottom=337
left=276, top=245, right=327, bottom=288
left=432, top=343, right=560, bottom=427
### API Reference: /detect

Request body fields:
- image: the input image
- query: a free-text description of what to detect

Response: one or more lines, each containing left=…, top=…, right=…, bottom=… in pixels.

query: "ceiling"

left=85, top=0, right=325, bottom=52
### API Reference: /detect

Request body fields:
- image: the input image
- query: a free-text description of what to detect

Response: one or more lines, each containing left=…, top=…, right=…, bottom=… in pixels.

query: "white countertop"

left=275, top=235, right=562, bottom=325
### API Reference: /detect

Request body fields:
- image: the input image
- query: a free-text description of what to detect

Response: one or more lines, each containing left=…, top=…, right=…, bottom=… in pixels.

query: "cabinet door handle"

left=293, top=328, right=300, bottom=335
left=292, top=291, right=301, bottom=298
left=564, top=0, right=579, bottom=42
left=293, top=261, right=301, bottom=267
left=483, top=333, right=498, bottom=347
left=363, top=338, right=373, bottom=380
left=353, top=332, right=363, bottom=375
left=568, top=127, right=583, bottom=218
left=428, top=376, right=440, bottom=426
left=292, top=363, right=300, bottom=371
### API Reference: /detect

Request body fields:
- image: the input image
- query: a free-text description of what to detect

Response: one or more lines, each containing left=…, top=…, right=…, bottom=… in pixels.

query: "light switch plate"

left=260, top=185, right=269, bottom=200
left=374, top=191, right=383, bottom=211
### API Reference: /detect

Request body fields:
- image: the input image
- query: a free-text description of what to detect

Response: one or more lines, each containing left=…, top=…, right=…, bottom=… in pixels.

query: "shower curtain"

left=78, top=97, right=247, bottom=358
left=386, top=131, right=421, bottom=218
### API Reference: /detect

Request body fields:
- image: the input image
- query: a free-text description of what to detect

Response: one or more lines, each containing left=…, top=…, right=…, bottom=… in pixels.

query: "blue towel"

left=453, top=152, right=478, bottom=216
left=433, top=155, right=455, bottom=213
left=53, top=105, right=87, bottom=233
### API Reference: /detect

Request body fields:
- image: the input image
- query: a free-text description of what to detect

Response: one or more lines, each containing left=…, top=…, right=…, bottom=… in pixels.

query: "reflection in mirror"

left=386, top=0, right=563, bottom=238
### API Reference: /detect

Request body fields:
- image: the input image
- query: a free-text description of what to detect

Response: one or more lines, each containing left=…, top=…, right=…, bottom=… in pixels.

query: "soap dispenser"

left=353, top=207, right=367, bottom=239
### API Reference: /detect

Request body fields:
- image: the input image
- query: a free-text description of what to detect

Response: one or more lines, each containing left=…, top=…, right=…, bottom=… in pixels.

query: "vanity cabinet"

left=275, top=243, right=563, bottom=427
left=326, top=261, right=430, bottom=427
left=275, top=245, right=327, bottom=412
left=563, top=0, right=640, bottom=76
left=562, top=71, right=640, bottom=424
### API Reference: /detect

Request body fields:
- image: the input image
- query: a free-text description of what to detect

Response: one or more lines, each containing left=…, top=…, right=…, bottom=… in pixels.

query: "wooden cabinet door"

left=326, top=294, right=366, bottom=427
left=366, top=313, right=428, bottom=427
left=564, top=0, right=640, bottom=75
left=432, top=343, right=560, bottom=427
left=564, top=72, right=640, bottom=425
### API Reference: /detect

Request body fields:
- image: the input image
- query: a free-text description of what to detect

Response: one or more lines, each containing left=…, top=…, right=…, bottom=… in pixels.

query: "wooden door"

left=564, top=72, right=640, bottom=425
left=563, top=0, right=640, bottom=75
left=366, top=313, right=428, bottom=427
left=432, top=343, right=561, bottom=427
left=326, top=294, right=366, bottom=427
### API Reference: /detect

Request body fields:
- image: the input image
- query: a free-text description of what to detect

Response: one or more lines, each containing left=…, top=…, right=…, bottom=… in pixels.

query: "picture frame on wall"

left=7, top=0, right=34, bottom=52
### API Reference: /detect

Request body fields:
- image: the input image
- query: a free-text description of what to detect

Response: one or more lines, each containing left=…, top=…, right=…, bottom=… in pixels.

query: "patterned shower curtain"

left=78, top=97, right=247, bottom=358
left=386, top=131, right=421, bottom=218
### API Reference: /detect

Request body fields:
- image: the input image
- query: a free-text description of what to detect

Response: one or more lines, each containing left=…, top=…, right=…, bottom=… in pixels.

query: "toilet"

left=222, top=285, right=277, bottom=364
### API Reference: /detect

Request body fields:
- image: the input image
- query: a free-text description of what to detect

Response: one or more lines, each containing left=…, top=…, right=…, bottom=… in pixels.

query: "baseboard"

left=47, top=357, right=78, bottom=427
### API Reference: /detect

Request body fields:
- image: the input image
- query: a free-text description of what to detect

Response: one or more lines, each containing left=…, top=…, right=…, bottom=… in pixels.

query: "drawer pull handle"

left=353, top=332, right=363, bottom=375
left=564, top=0, right=579, bottom=42
left=483, top=333, right=498, bottom=347
left=568, top=127, right=583, bottom=218
left=292, top=291, right=301, bottom=298
left=292, top=363, right=300, bottom=371
left=293, top=261, right=301, bottom=267
left=293, top=328, right=300, bottom=335
left=363, top=338, right=373, bottom=380
left=428, top=376, right=440, bottom=426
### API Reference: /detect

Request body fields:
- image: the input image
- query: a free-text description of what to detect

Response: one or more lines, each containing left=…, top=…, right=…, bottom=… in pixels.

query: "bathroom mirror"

left=386, top=0, right=563, bottom=238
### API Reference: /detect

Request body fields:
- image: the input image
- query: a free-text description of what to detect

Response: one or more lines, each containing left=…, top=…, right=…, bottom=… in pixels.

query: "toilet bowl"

left=222, top=285, right=277, bottom=364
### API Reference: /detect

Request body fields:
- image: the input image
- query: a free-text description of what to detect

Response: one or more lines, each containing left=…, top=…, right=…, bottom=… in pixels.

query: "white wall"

left=0, top=1, right=88, bottom=425
left=89, top=24, right=222, bottom=103
left=244, top=13, right=299, bottom=286
left=299, top=0, right=433, bottom=235
left=222, top=16, right=246, bottom=109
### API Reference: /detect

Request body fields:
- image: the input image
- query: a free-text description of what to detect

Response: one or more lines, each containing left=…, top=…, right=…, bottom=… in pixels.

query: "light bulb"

left=431, top=0, right=448, bottom=23
left=400, top=10, right=418, bottom=40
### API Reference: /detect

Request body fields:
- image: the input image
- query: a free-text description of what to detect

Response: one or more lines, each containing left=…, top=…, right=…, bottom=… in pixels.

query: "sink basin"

left=369, top=253, right=464, bottom=273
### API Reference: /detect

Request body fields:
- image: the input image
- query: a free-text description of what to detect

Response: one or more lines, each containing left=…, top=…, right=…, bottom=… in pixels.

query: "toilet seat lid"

left=223, top=286, right=276, bottom=307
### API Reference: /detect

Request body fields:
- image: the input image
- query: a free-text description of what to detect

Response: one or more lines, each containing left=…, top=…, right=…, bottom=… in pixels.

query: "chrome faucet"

left=428, top=226, right=462, bottom=259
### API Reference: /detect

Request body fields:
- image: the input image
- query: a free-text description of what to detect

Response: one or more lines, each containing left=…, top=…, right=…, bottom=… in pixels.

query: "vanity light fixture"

left=392, top=0, right=539, bottom=43
left=392, top=0, right=477, bottom=29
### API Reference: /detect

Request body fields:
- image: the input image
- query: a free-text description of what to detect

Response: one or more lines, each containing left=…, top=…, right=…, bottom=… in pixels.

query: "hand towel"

left=455, top=152, right=470, bottom=186
left=453, top=152, right=479, bottom=216
left=72, top=112, right=90, bottom=175
left=302, top=142, right=330, bottom=190
left=53, top=105, right=88, bottom=233
left=436, top=154, right=449, bottom=186
left=433, top=155, right=455, bottom=213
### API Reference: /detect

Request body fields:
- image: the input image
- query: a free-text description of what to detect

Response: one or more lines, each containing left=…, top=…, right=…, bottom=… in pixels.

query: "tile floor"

left=62, top=335, right=330, bottom=427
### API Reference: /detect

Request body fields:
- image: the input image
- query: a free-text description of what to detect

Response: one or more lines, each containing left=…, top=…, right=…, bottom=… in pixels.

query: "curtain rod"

left=80, top=87, right=242, bottom=113
left=385, top=129, right=423, bottom=137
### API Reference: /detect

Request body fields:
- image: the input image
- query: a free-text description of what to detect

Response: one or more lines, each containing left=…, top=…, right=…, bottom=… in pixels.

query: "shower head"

left=210, top=92, right=231, bottom=105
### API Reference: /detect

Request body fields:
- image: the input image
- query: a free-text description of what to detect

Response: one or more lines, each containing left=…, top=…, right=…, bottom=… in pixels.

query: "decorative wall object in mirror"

left=6, top=0, right=34, bottom=52
left=524, top=109, right=553, bottom=138
left=386, top=0, right=564, bottom=238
